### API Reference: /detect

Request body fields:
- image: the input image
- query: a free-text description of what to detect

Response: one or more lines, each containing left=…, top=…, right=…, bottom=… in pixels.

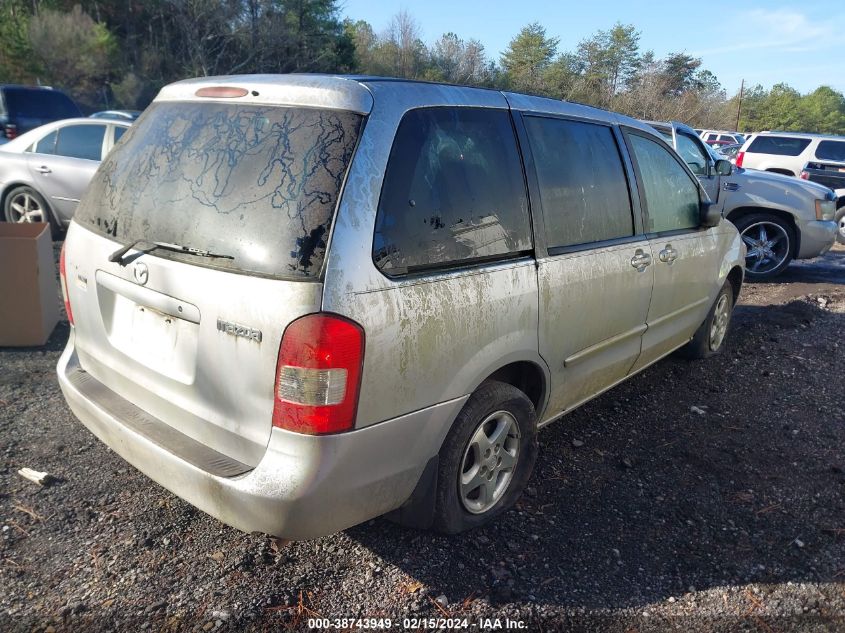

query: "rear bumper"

left=57, top=332, right=465, bottom=539
left=796, top=220, right=837, bottom=259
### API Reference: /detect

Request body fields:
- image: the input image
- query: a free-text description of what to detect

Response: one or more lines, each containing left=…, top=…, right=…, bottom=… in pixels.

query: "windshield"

left=75, top=102, right=363, bottom=279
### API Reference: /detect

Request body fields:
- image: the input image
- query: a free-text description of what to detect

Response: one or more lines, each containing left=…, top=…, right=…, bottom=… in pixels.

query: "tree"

left=28, top=5, right=117, bottom=108
left=574, top=22, right=641, bottom=107
left=0, top=0, right=38, bottom=84
left=430, top=33, right=493, bottom=85
left=500, top=22, right=558, bottom=95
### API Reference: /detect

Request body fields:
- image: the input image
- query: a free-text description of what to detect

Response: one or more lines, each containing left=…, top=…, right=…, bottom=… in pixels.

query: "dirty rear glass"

left=75, top=102, right=363, bottom=278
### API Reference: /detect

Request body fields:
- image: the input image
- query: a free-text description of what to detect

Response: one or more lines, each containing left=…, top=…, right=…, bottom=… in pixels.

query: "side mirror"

left=700, top=200, right=722, bottom=228
left=715, top=159, right=733, bottom=176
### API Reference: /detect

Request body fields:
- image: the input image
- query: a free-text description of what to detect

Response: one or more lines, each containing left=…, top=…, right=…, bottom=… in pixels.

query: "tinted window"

left=815, top=140, right=845, bottom=162
left=55, top=124, right=105, bottom=161
left=3, top=88, right=81, bottom=119
left=524, top=117, right=633, bottom=248
left=675, top=133, right=709, bottom=175
left=76, top=103, right=363, bottom=279
left=33, top=129, right=58, bottom=155
left=113, top=126, right=128, bottom=143
left=706, top=134, right=717, bottom=141
left=373, top=108, right=531, bottom=274
left=628, top=134, right=700, bottom=233
left=747, top=135, right=811, bottom=156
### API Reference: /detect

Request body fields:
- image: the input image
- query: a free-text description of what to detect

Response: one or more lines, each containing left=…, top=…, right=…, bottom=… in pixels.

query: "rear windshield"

left=3, top=88, right=81, bottom=119
left=815, top=140, right=845, bottom=162
left=75, top=102, right=363, bottom=279
left=746, top=135, right=811, bottom=156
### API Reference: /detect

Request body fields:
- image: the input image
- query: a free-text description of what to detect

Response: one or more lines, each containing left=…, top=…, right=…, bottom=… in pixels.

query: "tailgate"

left=64, top=225, right=322, bottom=466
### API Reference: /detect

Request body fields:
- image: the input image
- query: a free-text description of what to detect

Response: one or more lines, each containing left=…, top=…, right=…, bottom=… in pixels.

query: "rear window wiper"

left=108, top=239, right=235, bottom=266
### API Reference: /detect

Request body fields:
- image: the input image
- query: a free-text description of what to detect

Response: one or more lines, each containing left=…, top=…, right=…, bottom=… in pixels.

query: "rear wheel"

left=432, top=381, right=537, bottom=534
left=733, top=213, right=795, bottom=279
left=836, top=207, right=845, bottom=246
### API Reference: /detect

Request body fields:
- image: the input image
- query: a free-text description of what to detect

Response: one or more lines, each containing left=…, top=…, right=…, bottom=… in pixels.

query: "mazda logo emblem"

left=133, top=262, right=149, bottom=286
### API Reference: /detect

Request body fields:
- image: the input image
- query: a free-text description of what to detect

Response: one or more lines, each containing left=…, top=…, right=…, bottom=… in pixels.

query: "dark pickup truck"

left=801, top=160, right=845, bottom=244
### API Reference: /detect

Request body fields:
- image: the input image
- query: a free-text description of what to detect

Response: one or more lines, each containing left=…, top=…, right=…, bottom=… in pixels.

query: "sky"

left=338, top=0, right=845, bottom=95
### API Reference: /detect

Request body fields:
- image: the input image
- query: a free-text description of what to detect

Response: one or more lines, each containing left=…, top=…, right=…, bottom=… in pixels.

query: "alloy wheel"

left=8, top=191, right=46, bottom=224
left=740, top=221, right=790, bottom=275
left=709, top=293, right=730, bottom=351
left=459, top=410, right=521, bottom=514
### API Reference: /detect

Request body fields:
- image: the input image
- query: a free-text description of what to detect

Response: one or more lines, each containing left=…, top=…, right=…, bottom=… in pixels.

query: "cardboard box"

left=0, top=223, right=60, bottom=346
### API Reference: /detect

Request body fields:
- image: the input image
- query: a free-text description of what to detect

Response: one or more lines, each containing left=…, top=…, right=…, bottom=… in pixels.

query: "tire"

left=432, top=380, right=537, bottom=534
left=836, top=208, right=845, bottom=246
left=732, top=212, right=795, bottom=279
left=680, top=281, right=734, bottom=360
left=3, top=185, right=59, bottom=239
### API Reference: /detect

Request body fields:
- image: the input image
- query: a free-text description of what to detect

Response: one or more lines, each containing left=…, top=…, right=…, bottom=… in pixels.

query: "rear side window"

left=33, top=130, right=58, bottom=154
left=815, top=140, right=845, bottom=162
left=113, top=126, right=128, bottom=144
left=747, top=135, right=811, bottom=156
left=373, top=107, right=531, bottom=275
left=55, top=124, right=105, bottom=161
left=2, top=88, right=81, bottom=119
left=628, top=133, right=700, bottom=233
left=523, top=116, right=633, bottom=249
left=76, top=102, right=363, bottom=279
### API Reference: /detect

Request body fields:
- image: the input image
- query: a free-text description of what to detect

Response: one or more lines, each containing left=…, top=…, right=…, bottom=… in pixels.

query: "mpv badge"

left=217, top=318, right=262, bottom=343
left=133, top=262, right=149, bottom=286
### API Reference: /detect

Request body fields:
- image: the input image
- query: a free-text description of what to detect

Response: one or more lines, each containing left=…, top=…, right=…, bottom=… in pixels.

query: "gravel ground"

left=1, top=244, right=845, bottom=632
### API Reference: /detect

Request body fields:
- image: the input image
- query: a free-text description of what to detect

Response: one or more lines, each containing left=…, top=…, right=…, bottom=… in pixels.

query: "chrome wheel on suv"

left=837, top=209, right=845, bottom=245
left=459, top=410, right=520, bottom=514
left=733, top=213, right=795, bottom=279
left=741, top=222, right=789, bottom=275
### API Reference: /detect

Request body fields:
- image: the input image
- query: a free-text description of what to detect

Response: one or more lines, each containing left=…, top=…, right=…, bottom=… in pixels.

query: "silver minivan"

left=57, top=75, right=745, bottom=539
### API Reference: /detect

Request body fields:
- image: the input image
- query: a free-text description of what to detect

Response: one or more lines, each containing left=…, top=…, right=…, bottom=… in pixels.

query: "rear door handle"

left=35, top=165, right=52, bottom=174
left=659, top=245, right=678, bottom=264
left=630, top=249, right=652, bottom=271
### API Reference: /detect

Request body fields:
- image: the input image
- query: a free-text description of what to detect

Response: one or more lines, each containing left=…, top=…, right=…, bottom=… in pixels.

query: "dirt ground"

left=1, top=245, right=844, bottom=632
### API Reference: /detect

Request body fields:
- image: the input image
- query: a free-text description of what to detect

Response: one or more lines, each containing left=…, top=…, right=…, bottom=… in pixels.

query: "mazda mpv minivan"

left=58, top=75, right=745, bottom=539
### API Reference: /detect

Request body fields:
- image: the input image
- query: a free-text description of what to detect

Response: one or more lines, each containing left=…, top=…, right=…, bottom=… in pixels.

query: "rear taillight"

left=272, top=313, right=364, bottom=435
left=799, top=170, right=809, bottom=180
left=4, top=123, right=17, bottom=139
left=59, top=243, right=74, bottom=326
left=735, top=151, right=744, bottom=167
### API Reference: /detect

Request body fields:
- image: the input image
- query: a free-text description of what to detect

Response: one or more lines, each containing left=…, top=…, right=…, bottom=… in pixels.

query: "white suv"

left=737, top=132, right=845, bottom=177
left=700, top=130, right=745, bottom=147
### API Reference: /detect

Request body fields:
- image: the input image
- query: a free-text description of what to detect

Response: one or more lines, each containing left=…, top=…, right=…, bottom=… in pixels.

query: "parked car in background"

left=650, top=121, right=837, bottom=278
left=736, top=132, right=845, bottom=177
left=0, top=117, right=131, bottom=236
left=90, top=110, right=141, bottom=122
left=800, top=158, right=845, bottom=244
left=716, top=142, right=743, bottom=163
left=0, top=85, right=82, bottom=144
left=58, top=74, right=744, bottom=540
left=700, top=130, right=745, bottom=147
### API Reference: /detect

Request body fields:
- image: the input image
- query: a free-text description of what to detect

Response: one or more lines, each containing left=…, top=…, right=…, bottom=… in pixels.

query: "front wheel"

left=432, top=381, right=537, bottom=534
left=680, top=281, right=735, bottom=359
left=836, top=208, right=845, bottom=246
left=732, top=213, right=795, bottom=279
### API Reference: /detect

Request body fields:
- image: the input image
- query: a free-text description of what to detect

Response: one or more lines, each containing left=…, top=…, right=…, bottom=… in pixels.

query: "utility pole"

left=735, top=79, right=745, bottom=131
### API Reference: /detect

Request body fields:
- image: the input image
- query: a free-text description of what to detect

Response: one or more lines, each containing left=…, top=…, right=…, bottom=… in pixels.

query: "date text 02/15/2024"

left=306, top=617, right=528, bottom=629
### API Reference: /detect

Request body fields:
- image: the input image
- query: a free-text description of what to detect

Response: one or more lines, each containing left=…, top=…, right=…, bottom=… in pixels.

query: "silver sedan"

left=0, top=117, right=131, bottom=237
